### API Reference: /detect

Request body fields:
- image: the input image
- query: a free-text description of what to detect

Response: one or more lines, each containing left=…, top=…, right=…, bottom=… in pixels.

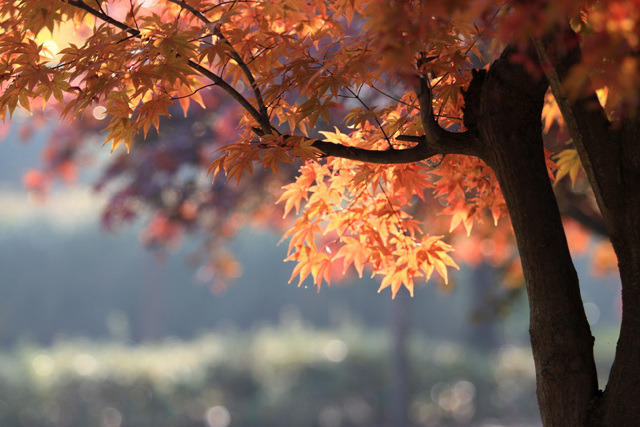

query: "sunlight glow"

left=93, top=106, right=107, bottom=120
left=205, top=406, right=231, bottom=427
left=323, top=339, right=348, bottom=363
left=139, top=0, right=158, bottom=7
left=40, top=40, right=59, bottom=60
left=32, top=354, right=54, bottom=377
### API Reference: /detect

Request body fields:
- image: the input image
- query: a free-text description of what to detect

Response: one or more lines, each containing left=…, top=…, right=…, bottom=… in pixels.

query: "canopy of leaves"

left=1, top=0, right=632, bottom=296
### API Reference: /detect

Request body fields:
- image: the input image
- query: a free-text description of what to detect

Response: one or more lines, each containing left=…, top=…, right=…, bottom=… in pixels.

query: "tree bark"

left=536, top=29, right=640, bottom=424
left=467, top=46, right=599, bottom=425
left=598, top=111, right=640, bottom=425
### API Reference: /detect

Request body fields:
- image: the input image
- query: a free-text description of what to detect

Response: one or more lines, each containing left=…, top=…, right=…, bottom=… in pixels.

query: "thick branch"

left=311, top=129, right=477, bottom=164
left=186, top=60, right=267, bottom=133
left=532, top=33, right=616, bottom=224
left=415, top=72, right=479, bottom=150
left=415, top=75, right=443, bottom=145
left=311, top=140, right=434, bottom=164
left=410, top=71, right=481, bottom=160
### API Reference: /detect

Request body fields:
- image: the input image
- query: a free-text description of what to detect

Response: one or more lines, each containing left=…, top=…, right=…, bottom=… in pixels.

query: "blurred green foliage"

left=0, top=323, right=539, bottom=427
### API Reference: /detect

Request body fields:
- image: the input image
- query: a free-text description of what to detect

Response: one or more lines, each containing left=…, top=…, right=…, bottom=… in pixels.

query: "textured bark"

left=598, top=111, right=640, bottom=425
left=466, top=46, right=599, bottom=425
left=536, top=29, right=640, bottom=424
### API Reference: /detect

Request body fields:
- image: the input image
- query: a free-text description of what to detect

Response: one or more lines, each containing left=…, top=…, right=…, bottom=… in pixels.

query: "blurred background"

left=0, top=113, right=622, bottom=427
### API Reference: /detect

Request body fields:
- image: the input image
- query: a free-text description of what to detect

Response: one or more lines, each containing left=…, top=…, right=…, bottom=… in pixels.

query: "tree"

left=1, top=0, right=638, bottom=424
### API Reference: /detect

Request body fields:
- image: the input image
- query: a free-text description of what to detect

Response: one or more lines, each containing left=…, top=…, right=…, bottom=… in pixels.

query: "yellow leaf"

left=554, top=147, right=583, bottom=186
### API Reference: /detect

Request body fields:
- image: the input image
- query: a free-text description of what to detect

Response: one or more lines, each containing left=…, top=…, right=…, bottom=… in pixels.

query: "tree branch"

left=67, top=0, right=139, bottom=36
left=532, top=32, right=617, bottom=223
left=186, top=60, right=267, bottom=133
left=415, top=74, right=442, bottom=146
left=64, top=0, right=269, bottom=134
left=166, top=0, right=210, bottom=22
left=414, top=58, right=480, bottom=158
left=166, top=0, right=271, bottom=133
left=534, top=30, right=640, bottom=425
left=65, top=0, right=478, bottom=164
left=305, top=74, right=480, bottom=163
left=310, top=139, right=435, bottom=164
left=310, top=130, right=476, bottom=164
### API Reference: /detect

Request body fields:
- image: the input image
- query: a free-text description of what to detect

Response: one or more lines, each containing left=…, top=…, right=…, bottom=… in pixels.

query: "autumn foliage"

left=5, top=0, right=640, bottom=424
left=0, top=1, right=631, bottom=282
left=2, top=0, right=610, bottom=296
left=1, top=1, right=630, bottom=297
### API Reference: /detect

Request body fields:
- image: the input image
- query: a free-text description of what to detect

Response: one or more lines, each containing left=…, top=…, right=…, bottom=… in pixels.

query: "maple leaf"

left=137, top=94, right=173, bottom=137
left=554, top=146, right=583, bottom=187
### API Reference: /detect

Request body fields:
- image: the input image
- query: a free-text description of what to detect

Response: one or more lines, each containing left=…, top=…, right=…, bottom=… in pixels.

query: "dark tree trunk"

left=465, top=45, right=600, bottom=425
left=535, top=29, right=640, bottom=424
left=596, top=112, right=640, bottom=425
left=390, top=288, right=411, bottom=427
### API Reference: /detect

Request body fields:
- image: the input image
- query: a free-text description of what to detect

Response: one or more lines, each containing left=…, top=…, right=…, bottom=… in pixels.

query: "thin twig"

left=429, top=4, right=503, bottom=92
left=170, top=82, right=218, bottom=100
left=127, top=0, right=141, bottom=33
left=345, top=86, right=395, bottom=150
left=166, top=0, right=270, bottom=131
left=370, top=84, right=411, bottom=107
left=64, top=0, right=270, bottom=134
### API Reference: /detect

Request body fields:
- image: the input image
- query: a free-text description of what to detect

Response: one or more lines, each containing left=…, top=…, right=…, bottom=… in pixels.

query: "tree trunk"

left=597, top=116, right=640, bottom=425
left=390, top=287, right=411, bottom=427
left=536, top=29, right=640, bottom=424
left=466, top=46, right=599, bottom=425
